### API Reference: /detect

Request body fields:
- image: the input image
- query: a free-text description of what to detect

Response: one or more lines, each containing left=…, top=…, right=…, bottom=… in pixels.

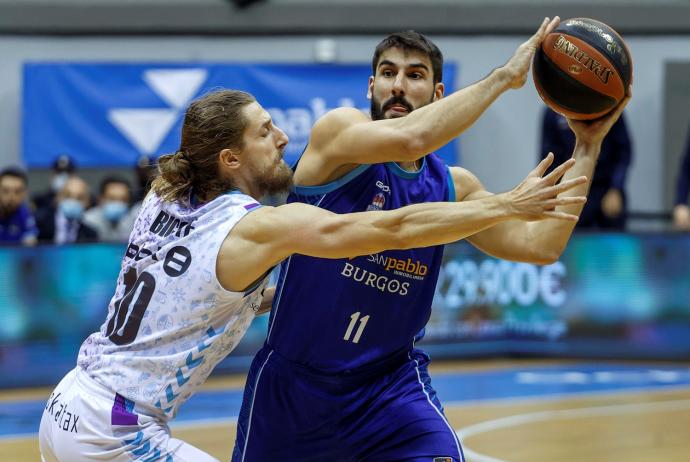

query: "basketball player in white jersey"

left=39, top=89, right=589, bottom=461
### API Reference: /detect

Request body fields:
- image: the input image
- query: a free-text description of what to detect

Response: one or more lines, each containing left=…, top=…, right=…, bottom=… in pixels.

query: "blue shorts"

left=232, top=346, right=464, bottom=462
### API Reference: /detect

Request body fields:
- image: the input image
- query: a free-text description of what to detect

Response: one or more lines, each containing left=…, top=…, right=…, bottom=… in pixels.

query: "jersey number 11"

left=343, top=311, right=370, bottom=344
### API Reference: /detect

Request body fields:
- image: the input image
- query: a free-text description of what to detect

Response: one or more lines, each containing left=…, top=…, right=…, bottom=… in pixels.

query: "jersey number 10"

left=105, top=267, right=156, bottom=346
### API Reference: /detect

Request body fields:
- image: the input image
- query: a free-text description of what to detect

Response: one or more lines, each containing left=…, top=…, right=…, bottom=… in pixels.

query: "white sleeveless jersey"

left=77, top=191, right=268, bottom=420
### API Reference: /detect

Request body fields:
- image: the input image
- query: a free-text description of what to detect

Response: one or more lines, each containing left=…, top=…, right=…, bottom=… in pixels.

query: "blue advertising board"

left=1, top=234, right=689, bottom=388
left=23, top=63, right=458, bottom=168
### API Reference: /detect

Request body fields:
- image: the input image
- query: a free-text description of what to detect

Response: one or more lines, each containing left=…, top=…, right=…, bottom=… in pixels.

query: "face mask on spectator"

left=103, top=201, right=128, bottom=222
left=51, top=173, right=70, bottom=193
left=59, top=198, right=84, bottom=220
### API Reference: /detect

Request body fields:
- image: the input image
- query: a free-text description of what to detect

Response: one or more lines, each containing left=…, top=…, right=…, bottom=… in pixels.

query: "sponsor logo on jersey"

left=341, top=262, right=410, bottom=296
left=366, top=192, right=386, bottom=211
left=45, top=392, right=80, bottom=433
left=375, top=180, right=391, bottom=193
left=368, top=253, right=429, bottom=280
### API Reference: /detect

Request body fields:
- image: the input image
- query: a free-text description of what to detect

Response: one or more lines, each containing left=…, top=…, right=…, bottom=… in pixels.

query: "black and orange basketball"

left=532, top=18, right=632, bottom=120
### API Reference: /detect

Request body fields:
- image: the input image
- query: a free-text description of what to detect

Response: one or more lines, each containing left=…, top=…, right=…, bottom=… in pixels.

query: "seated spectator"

left=118, top=156, right=158, bottom=240
left=32, top=154, right=77, bottom=211
left=673, top=124, right=690, bottom=231
left=0, top=167, right=38, bottom=246
left=83, top=176, right=133, bottom=242
left=36, top=176, right=97, bottom=244
left=539, top=108, right=633, bottom=230
left=133, top=155, right=157, bottom=203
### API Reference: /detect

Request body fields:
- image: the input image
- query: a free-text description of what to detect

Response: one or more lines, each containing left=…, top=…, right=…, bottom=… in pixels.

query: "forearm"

left=376, top=195, right=514, bottom=250
left=297, top=196, right=515, bottom=260
left=397, top=68, right=513, bottom=155
left=524, top=141, right=600, bottom=255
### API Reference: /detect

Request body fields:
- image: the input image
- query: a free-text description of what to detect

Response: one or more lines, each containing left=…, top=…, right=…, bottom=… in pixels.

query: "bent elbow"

left=530, top=249, right=562, bottom=266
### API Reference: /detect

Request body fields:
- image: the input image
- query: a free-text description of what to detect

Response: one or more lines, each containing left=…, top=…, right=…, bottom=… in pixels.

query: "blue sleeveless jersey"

left=267, top=155, right=454, bottom=372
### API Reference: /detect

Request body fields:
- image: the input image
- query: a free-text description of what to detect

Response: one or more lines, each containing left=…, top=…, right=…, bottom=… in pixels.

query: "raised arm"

left=461, top=92, right=632, bottom=264
left=216, top=164, right=585, bottom=291
left=298, top=17, right=560, bottom=184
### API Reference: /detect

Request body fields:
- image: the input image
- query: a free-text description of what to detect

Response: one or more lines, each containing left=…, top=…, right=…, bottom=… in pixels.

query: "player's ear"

left=367, top=76, right=375, bottom=100
left=219, top=148, right=242, bottom=171
left=433, top=82, right=445, bottom=101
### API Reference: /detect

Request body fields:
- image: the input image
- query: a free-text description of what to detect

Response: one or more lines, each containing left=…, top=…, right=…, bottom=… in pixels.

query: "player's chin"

left=271, top=163, right=294, bottom=192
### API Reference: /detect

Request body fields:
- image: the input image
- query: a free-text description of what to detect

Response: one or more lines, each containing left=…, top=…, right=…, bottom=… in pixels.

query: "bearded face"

left=368, top=47, right=441, bottom=121
left=252, top=157, right=294, bottom=196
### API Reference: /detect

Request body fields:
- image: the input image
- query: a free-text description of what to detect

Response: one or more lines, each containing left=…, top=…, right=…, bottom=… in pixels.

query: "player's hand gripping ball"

left=533, top=17, right=633, bottom=120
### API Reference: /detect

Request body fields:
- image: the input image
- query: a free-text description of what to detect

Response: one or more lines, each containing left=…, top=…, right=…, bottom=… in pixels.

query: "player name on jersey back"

left=77, top=191, right=268, bottom=419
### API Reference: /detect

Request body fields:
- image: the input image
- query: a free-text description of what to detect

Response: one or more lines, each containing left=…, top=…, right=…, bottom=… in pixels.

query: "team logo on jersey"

left=433, top=458, right=453, bottom=462
left=366, top=192, right=386, bottom=211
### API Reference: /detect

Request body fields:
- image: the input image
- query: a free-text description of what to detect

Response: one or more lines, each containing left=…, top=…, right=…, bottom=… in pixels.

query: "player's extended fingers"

left=612, top=88, right=632, bottom=118
left=528, top=17, right=550, bottom=44
left=543, top=196, right=587, bottom=207
left=531, top=152, right=554, bottom=177
left=531, top=16, right=559, bottom=44
left=551, top=175, right=587, bottom=194
left=543, top=210, right=580, bottom=221
left=543, top=157, right=576, bottom=183
left=545, top=16, right=560, bottom=36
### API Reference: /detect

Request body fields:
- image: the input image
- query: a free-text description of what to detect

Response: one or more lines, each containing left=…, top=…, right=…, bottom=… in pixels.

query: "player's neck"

left=396, top=160, right=422, bottom=172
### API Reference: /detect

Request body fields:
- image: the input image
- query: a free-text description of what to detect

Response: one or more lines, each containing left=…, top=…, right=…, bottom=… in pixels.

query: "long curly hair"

left=151, top=89, right=256, bottom=204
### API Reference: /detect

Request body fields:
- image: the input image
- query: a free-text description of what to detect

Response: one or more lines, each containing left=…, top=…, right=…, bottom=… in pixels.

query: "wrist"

left=490, top=67, right=513, bottom=92
left=573, top=140, right=601, bottom=159
left=492, top=192, right=518, bottom=219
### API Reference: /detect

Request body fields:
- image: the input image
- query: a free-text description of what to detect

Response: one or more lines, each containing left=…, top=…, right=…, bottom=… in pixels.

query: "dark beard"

left=0, top=203, right=16, bottom=218
left=370, top=92, right=435, bottom=121
left=255, top=160, right=294, bottom=196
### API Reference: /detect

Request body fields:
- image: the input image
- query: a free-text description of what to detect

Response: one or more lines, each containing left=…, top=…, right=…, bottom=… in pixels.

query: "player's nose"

left=392, top=73, right=406, bottom=95
left=275, top=126, right=289, bottom=149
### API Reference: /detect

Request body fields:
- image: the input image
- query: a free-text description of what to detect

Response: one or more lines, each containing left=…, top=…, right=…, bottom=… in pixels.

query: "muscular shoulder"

left=449, top=166, right=487, bottom=201
left=227, top=206, right=277, bottom=245
left=308, top=107, right=369, bottom=148
left=228, top=203, right=312, bottom=245
left=297, top=108, right=370, bottom=185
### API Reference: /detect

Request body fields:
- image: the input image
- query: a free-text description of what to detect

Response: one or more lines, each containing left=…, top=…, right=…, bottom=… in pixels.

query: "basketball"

left=532, top=18, right=633, bottom=120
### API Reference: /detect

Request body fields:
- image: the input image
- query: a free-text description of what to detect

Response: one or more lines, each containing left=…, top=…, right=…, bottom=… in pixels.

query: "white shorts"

left=39, top=367, right=218, bottom=462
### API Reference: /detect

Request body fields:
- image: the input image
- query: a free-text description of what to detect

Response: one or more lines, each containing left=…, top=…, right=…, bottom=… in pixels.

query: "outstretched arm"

left=217, top=165, right=585, bottom=292
left=460, top=93, right=632, bottom=264
left=299, top=17, right=560, bottom=184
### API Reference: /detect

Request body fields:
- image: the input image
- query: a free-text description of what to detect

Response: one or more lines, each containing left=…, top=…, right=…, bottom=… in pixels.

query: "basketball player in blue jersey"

left=233, top=17, right=632, bottom=461
left=39, top=88, right=586, bottom=462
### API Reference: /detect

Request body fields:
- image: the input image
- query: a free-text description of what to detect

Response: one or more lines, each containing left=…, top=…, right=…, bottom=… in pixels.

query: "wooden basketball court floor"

left=3, top=359, right=690, bottom=461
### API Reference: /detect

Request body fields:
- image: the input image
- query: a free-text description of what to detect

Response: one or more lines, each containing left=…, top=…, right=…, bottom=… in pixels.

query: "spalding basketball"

left=532, top=18, right=632, bottom=120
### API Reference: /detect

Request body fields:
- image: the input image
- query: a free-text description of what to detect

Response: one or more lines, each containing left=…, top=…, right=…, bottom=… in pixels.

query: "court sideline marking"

left=455, top=398, right=690, bottom=462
